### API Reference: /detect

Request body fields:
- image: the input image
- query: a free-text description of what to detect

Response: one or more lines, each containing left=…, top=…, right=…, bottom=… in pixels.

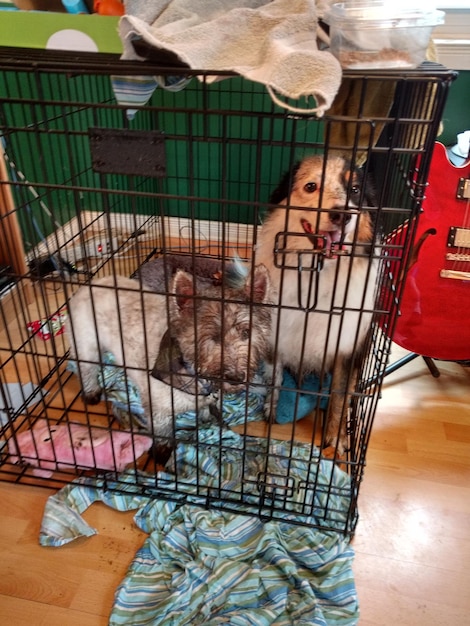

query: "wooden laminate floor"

left=0, top=347, right=469, bottom=625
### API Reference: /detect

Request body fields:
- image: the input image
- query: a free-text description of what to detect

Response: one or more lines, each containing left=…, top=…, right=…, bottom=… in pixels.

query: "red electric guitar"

left=385, top=142, right=470, bottom=361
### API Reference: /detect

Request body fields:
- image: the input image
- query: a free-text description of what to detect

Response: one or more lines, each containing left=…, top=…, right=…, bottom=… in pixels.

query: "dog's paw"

left=323, top=434, right=347, bottom=458
left=164, top=449, right=176, bottom=474
left=82, top=389, right=102, bottom=405
left=199, top=391, right=219, bottom=408
left=150, top=440, right=174, bottom=467
left=263, top=399, right=277, bottom=424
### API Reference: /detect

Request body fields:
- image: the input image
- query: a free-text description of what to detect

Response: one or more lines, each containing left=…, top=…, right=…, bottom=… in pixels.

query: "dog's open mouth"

left=300, top=218, right=344, bottom=258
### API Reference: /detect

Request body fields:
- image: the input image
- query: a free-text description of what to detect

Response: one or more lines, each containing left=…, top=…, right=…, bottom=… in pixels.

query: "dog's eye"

left=350, top=185, right=360, bottom=195
left=240, top=328, right=250, bottom=341
left=304, top=182, right=317, bottom=193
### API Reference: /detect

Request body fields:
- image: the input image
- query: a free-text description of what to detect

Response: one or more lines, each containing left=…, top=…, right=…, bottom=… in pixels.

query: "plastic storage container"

left=325, top=2, right=445, bottom=69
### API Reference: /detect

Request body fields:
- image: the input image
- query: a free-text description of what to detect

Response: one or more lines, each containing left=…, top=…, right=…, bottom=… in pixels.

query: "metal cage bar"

left=0, top=48, right=457, bottom=535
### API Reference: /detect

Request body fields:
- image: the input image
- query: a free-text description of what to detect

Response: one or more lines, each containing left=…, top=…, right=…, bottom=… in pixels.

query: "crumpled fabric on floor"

left=39, top=429, right=359, bottom=625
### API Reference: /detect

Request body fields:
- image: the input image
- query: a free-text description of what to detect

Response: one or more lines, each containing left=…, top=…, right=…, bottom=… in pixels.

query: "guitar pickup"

left=447, top=227, right=470, bottom=249
left=457, top=177, right=470, bottom=200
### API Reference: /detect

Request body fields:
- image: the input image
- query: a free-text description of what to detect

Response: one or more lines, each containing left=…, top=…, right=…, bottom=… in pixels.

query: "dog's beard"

left=151, top=329, right=214, bottom=396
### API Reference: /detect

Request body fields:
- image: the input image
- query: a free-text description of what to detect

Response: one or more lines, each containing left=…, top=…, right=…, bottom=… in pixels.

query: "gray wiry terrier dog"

left=67, top=264, right=271, bottom=446
left=256, top=154, right=378, bottom=455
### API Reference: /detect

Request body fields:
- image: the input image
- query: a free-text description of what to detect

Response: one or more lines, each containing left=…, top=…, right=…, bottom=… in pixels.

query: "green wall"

left=0, top=70, right=324, bottom=249
left=439, top=70, right=470, bottom=147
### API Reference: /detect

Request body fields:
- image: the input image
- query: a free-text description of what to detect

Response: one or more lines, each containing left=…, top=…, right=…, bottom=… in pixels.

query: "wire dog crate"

left=0, top=48, right=456, bottom=536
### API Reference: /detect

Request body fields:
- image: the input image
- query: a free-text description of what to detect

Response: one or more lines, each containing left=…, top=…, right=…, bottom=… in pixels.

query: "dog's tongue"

left=323, top=231, right=346, bottom=258
left=320, top=230, right=343, bottom=253
left=301, top=219, right=344, bottom=257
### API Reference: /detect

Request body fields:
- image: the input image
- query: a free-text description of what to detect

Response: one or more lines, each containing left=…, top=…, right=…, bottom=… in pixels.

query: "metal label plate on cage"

left=89, top=128, right=166, bottom=177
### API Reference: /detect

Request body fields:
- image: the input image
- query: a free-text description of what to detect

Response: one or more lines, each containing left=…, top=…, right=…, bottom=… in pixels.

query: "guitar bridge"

left=440, top=269, right=470, bottom=281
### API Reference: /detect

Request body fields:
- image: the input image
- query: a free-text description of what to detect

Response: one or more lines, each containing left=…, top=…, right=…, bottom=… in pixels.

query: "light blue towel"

left=68, top=353, right=266, bottom=431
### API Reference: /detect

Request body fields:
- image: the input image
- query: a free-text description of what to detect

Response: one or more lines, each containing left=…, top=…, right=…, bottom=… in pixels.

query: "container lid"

left=325, top=1, right=445, bottom=28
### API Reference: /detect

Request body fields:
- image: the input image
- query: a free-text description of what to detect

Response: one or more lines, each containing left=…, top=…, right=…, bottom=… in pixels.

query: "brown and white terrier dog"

left=256, top=154, right=378, bottom=455
left=67, top=264, right=271, bottom=448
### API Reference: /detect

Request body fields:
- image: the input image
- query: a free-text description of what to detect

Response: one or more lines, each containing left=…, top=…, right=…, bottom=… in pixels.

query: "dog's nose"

left=224, top=369, right=246, bottom=384
left=330, top=208, right=352, bottom=226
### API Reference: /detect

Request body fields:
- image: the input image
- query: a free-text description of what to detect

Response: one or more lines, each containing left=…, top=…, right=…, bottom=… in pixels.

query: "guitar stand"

left=384, top=352, right=441, bottom=378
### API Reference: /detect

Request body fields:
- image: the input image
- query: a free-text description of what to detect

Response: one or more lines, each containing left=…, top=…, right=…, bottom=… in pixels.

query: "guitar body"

left=385, top=142, right=470, bottom=361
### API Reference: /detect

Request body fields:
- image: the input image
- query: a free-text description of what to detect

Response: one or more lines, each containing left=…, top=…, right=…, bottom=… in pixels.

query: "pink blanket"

left=8, top=419, right=152, bottom=478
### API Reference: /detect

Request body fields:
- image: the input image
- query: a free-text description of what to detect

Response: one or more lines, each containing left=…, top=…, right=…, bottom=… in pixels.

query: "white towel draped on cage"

left=119, top=0, right=342, bottom=116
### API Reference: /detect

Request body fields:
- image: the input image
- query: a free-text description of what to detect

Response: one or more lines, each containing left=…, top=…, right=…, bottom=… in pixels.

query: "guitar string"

left=454, top=195, right=470, bottom=273
left=450, top=167, right=470, bottom=274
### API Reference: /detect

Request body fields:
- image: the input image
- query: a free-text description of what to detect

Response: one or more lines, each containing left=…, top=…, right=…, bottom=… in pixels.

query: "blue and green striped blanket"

left=39, top=426, right=359, bottom=625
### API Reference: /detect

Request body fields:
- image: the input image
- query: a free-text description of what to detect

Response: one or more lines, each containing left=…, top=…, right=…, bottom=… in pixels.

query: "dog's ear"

left=270, top=162, right=301, bottom=205
left=358, top=168, right=378, bottom=240
left=351, top=166, right=377, bottom=208
left=172, top=270, right=195, bottom=311
left=348, top=166, right=377, bottom=245
left=361, top=170, right=377, bottom=208
left=244, top=264, right=270, bottom=303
